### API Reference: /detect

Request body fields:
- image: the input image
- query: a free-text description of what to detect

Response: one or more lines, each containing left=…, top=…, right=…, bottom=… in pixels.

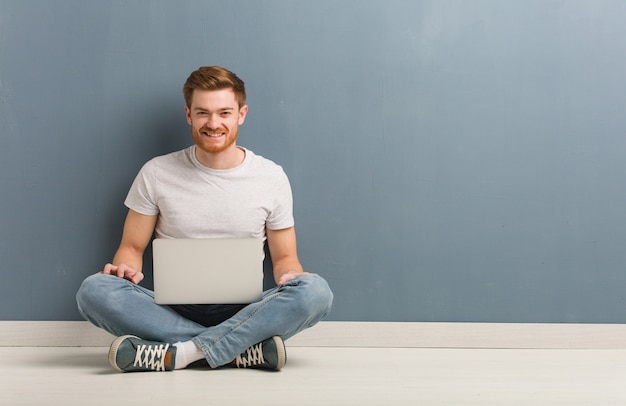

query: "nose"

left=207, top=114, right=221, bottom=130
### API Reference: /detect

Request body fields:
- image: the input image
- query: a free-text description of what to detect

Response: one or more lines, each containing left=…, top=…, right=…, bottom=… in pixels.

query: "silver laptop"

left=152, top=238, right=264, bottom=305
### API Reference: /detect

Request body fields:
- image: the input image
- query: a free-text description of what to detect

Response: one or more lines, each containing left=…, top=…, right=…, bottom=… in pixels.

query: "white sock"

left=173, top=340, right=205, bottom=369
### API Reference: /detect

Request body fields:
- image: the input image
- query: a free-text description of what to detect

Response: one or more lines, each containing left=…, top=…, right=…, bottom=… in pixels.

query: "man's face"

left=185, top=88, right=248, bottom=155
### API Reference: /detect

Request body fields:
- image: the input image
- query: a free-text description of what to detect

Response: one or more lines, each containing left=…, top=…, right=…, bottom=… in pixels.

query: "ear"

left=185, top=105, right=192, bottom=125
left=238, top=105, right=248, bottom=125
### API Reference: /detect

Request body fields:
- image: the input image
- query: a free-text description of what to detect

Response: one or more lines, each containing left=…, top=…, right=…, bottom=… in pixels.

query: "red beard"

left=192, top=126, right=238, bottom=154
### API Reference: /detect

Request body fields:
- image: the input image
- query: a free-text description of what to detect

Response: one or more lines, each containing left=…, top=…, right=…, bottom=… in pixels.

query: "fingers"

left=278, top=274, right=292, bottom=285
left=278, top=271, right=308, bottom=285
left=129, top=270, right=144, bottom=285
left=101, top=263, right=117, bottom=275
left=116, top=264, right=131, bottom=279
left=100, top=263, right=143, bottom=284
left=278, top=271, right=319, bottom=285
left=103, top=263, right=127, bottom=278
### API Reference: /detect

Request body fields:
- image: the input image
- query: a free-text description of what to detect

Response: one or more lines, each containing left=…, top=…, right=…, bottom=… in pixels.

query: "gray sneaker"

left=109, top=335, right=176, bottom=372
left=234, top=336, right=286, bottom=370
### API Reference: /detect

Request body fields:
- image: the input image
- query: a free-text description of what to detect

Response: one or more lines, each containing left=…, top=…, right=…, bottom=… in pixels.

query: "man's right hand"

left=101, top=263, right=144, bottom=285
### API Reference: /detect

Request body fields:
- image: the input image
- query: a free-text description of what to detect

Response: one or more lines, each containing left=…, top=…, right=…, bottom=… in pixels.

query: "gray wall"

left=1, top=0, right=625, bottom=322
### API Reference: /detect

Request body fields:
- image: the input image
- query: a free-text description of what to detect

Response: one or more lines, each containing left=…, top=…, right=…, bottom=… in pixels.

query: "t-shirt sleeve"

left=124, top=160, right=160, bottom=216
left=266, top=168, right=295, bottom=230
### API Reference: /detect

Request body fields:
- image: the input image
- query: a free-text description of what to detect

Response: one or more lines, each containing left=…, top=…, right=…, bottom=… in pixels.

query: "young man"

left=76, top=66, right=333, bottom=372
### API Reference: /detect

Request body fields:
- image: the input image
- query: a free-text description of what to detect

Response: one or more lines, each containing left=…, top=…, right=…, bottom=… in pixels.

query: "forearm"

left=273, top=258, right=304, bottom=285
left=112, top=245, right=144, bottom=273
left=101, top=210, right=155, bottom=284
left=266, top=226, right=308, bottom=285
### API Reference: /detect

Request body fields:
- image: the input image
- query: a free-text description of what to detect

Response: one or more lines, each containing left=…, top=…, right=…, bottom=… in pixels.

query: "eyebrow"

left=193, top=107, right=235, bottom=112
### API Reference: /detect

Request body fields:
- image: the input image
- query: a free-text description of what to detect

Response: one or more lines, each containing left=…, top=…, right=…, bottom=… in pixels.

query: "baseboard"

left=2, top=321, right=626, bottom=348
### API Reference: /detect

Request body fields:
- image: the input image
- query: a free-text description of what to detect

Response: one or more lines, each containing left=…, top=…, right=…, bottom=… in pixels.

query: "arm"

left=101, top=209, right=157, bottom=284
left=266, top=226, right=312, bottom=285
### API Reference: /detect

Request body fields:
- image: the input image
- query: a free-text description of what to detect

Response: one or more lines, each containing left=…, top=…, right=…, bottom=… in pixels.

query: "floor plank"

left=3, top=346, right=626, bottom=405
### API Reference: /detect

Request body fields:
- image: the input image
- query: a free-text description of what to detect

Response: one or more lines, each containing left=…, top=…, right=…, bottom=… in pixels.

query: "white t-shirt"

left=124, top=146, right=294, bottom=240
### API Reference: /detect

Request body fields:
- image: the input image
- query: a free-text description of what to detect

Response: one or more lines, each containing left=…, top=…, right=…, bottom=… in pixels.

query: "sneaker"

left=109, top=335, right=176, bottom=372
left=234, top=336, right=286, bottom=370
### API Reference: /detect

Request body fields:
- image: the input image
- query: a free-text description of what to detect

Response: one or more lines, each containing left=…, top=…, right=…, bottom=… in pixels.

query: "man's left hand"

left=278, top=271, right=315, bottom=286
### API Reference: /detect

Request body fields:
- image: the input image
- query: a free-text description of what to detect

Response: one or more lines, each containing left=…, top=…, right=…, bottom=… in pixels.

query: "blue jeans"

left=76, top=273, right=333, bottom=368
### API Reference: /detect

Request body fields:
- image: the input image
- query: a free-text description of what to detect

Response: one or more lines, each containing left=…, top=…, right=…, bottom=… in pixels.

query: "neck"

left=195, top=145, right=245, bottom=169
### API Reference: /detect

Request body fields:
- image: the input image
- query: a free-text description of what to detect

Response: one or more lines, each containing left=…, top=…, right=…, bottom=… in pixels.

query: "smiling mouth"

left=202, top=131, right=226, bottom=138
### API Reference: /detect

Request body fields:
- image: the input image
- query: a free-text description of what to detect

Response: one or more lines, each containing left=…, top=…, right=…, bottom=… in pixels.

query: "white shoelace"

left=235, top=343, right=265, bottom=368
left=133, top=343, right=170, bottom=371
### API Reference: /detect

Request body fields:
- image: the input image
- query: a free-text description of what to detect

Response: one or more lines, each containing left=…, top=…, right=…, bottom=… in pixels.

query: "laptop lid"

left=152, top=238, right=264, bottom=305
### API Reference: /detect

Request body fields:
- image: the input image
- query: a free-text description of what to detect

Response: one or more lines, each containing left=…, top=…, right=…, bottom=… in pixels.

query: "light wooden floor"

left=3, top=346, right=626, bottom=405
